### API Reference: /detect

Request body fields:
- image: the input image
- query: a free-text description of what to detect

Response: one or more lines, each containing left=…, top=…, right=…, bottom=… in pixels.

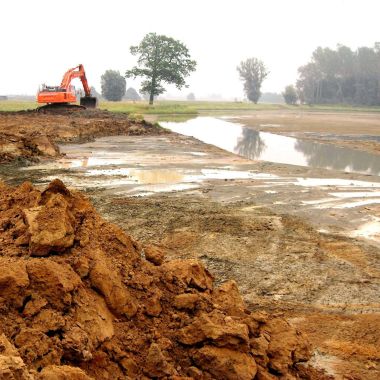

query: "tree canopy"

left=237, top=58, right=269, bottom=103
left=90, top=86, right=102, bottom=99
left=124, top=87, right=141, bottom=101
left=282, top=85, right=298, bottom=105
left=187, top=92, right=195, bottom=101
left=101, top=70, right=126, bottom=101
left=296, top=43, right=380, bottom=105
left=125, top=33, right=196, bottom=104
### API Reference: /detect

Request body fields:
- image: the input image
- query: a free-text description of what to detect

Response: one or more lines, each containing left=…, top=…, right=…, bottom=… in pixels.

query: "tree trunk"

left=149, top=76, right=156, bottom=105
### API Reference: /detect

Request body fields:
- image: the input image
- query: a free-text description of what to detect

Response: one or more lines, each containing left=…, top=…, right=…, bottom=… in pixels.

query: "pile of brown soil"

left=0, top=110, right=167, bottom=163
left=0, top=180, right=323, bottom=379
left=0, top=133, right=60, bottom=163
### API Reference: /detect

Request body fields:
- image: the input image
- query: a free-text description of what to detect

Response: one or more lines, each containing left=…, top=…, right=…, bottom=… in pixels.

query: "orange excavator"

left=37, top=64, right=97, bottom=110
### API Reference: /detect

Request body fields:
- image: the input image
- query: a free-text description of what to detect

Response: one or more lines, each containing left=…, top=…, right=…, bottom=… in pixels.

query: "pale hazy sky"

left=1, top=0, right=379, bottom=99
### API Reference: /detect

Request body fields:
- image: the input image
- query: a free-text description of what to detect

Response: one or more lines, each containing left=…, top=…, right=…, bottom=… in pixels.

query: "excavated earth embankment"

left=0, top=179, right=330, bottom=379
left=0, top=110, right=167, bottom=163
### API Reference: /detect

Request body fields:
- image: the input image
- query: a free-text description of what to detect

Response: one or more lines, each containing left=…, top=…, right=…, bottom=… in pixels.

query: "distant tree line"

left=296, top=43, right=380, bottom=105
left=99, top=37, right=380, bottom=106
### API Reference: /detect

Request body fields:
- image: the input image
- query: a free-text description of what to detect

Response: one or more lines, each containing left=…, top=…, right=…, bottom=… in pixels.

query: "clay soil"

left=93, top=192, right=380, bottom=380
left=0, top=179, right=323, bottom=379
left=0, top=110, right=379, bottom=379
left=0, top=109, right=167, bottom=163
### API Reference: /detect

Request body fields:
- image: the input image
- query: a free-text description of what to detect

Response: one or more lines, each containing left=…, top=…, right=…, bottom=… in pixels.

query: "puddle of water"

left=302, top=189, right=380, bottom=207
left=85, top=168, right=185, bottom=184
left=36, top=166, right=280, bottom=196
left=328, top=191, right=380, bottom=198
left=350, top=217, right=380, bottom=241
left=294, top=178, right=380, bottom=188
left=259, top=123, right=281, bottom=128
left=189, top=151, right=208, bottom=156
left=130, top=169, right=184, bottom=184
left=124, top=183, right=200, bottom=194
left=302, top=198, right=338, bottom=205
left=199, top=169, right=277, bottom=180
left=309, top=198, right=380, bottom=209
left=162, top=117, right=380, bottom=176
left=332, top=199, right=380, bottom=209
left=80, top=167, right=278, bottom=185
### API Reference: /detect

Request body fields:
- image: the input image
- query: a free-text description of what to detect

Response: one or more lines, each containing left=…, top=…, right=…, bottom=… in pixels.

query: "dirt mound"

left=0, top=133, right=59, bottom=163
left=0, top=180, right=323, bottom=379
left=0, top=111, right=167, bottom=163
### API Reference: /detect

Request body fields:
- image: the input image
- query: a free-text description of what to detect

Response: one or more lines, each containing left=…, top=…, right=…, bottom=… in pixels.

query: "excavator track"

left=36, top=103, right=86, bottom=114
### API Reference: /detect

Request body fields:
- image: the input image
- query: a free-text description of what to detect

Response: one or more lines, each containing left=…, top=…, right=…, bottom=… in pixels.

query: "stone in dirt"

left=173, top=293, right=200, bottom=310
left=0, top=179, right=324, bottom=379
left=144, top=244, right=166, bottom=265
left=193, top=345, right=257, bottom=380
left=23, top=193, right=75, bottom=256
left=38, top=365, right=93, bottom=379
left=162, top=259, right=214, bottom=290
left=0, top=260, right=29, bottom=308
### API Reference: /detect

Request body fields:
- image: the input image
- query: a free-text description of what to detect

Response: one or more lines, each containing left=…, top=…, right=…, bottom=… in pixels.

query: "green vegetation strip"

left=1, top=100, right=380, bottom=114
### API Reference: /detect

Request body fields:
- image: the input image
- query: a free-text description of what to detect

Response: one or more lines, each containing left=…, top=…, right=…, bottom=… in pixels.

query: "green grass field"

left=1, top=99, right=380, bottom=114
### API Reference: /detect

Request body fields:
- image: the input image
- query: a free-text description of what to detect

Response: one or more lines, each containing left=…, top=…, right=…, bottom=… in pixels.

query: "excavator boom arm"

left=37, top=64, right=97, bottom=109
left=60, top=64, right=92, bottom=96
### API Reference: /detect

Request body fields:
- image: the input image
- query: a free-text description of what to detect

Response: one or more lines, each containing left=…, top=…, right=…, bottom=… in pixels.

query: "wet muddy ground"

left=0, top=111, right=379, bottom=379
left=227, top=110, right=380, bottom=155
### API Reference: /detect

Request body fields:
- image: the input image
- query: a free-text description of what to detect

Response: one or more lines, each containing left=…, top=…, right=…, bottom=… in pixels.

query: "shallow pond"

left=162, top=117, right=380, bottom=176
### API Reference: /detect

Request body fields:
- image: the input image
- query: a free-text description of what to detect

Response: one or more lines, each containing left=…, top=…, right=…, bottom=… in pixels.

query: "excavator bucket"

left=80, top=96, right=98, bottom=108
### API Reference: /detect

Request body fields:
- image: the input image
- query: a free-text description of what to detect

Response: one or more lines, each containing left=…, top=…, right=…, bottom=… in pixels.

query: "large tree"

left=101, top=70, right=126, bottom=101
left=125, top=33, right=196, bottom=105
left=237, top=58, right=269, bottom=103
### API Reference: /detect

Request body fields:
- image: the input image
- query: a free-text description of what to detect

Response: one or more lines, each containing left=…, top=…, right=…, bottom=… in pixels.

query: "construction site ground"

left=0, top=109, right=379, bottom=379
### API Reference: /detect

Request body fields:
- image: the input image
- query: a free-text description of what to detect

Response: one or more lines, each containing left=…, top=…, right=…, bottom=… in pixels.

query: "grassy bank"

left=0, top=101, right=38, bottom=112
left=1, top=99, right=380, bottom=114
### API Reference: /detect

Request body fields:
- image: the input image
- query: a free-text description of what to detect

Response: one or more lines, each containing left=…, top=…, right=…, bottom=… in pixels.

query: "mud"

left=0, top=179, right=322, bottom=379
left=0, top=110, right=166, bottom=163
left=0, top=110, right=379, bottom=379
left=92, top=193, right=379, bottom=380
left=229, top=110, right=380, bottom=155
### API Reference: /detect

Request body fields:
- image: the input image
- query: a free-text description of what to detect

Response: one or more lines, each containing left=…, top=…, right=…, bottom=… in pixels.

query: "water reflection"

left=162, top=117, right=380, bottom=176
left=294, top=139, right=380, bottom=175
left=235, top=129, right=266, bottom=160
left=156, top=114, right=197, bottom=123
